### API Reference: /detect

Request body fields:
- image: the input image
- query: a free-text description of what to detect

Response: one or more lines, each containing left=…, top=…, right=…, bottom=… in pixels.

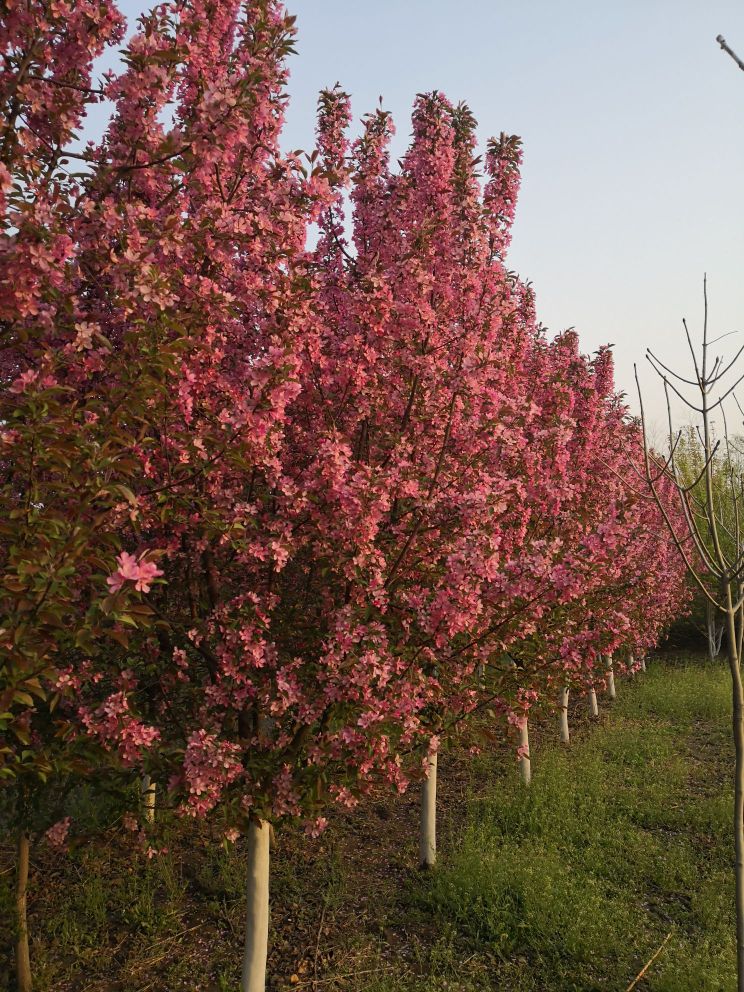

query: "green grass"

left=380, top=661, right=736, bottom=992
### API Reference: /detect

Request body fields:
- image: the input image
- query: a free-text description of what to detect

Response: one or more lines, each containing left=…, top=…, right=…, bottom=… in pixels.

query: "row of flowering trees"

left=1, top=1, right=689, bottom=989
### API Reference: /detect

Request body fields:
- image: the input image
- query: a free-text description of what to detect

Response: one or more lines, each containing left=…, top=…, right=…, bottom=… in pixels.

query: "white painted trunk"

left=519, top=719, right=531, bottom=785
left=559, top=687, right=570, bottom=743
left=419, top=750, right=438, bottom=868
left=589, top=686, right=599, bottom=718
left=141, top=775, right=156, bottom=824
left=628, top=652, right=636, bottom=675
left=640, top=655, right=647, bottom=673
left=606, top=656, right=616, bottom=700
left=241, top=819, right=271, bottom=992
left=707, top=599, right=724, bottom=660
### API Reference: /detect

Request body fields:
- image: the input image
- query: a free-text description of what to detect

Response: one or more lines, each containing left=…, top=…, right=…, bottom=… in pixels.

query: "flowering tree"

left=151, top=85, right=556, bottom=984
left=431, top=334, right=689, bottom=783
left=1, top=0, right=315, bottom=987
left=304, top=88, right=688, bottom=864
left=485, top=341, right=689, bottom=750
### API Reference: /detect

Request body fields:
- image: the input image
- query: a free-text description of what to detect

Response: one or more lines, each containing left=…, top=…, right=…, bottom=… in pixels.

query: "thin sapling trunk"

left=519, top=718, right=531, bottom=785
left=606, top=655, right=616, bottom=700
left=708, top=599, right=724, bottom=660
left=559, top=687, right=570, bottom=743
left=241, top=818, right=271, bottom=992
left=725, top=592, right=744, bottom=991
left=588, top=685, right=599, bottom=718
left=15, top=828, right=32, bottom=992
left=141, top=775, right=156, bottom=824
left=419, top=748, right=438, bottom=868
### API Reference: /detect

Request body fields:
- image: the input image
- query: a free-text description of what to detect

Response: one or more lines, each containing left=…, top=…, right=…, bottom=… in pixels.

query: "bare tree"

left=637, top=279, right=744, bottom=989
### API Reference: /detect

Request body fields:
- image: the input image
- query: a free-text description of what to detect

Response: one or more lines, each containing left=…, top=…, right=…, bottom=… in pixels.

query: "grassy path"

left=382, top=660, right=735, bottom=991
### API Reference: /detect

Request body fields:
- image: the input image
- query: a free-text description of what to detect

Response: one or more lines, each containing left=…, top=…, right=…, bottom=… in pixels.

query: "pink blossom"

left=107, top=551, right=163, bottom=594
left=145, top=846, right=169, bottom=860
left=9, top=370, right=39, bottom=394
left=304, top=817, right=329, bottom=839
left=45, top=817, right=71, bottom=850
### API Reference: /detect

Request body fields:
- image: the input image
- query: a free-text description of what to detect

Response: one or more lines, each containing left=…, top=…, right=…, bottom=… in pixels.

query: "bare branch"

left=646, top=349, right=699, bottom=387
left=703, top=370, right=744, bottom=412
left=665, top=384, right=724, bottom=574
left=717, top=34, right=744, bottom=73
left=634, top=365, right=723, bottom=607
left=681, top=439, right=721, bottom=495
left=723, top=403, right=743, bottom=567
left=653, top=368, right=704, bottom=414
left=709, top=329, right=741, bottom=346
left=682, top=318, right=702, bottom=383
left=708, top=341, right=744, bottom=386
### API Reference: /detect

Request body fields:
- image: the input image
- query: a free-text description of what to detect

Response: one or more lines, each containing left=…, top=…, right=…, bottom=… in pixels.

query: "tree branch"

left=717, top=34, right=744, bottom=73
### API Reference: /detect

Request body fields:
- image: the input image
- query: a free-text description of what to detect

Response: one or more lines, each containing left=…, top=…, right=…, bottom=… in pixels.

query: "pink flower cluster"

left=44, top=817, right=71, bottom=851
left=107, top=552, right=163, bottom=594
left=182, top=730, right=244, bottom=817
left=80, top=692, right=160, bottom=765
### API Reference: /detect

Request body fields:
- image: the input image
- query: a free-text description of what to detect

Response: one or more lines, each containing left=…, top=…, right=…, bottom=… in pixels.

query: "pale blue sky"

left=109, top=1, right=744, bottom=428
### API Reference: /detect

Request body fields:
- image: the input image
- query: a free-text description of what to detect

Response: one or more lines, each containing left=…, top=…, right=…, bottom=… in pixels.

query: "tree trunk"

left=258, top=714, right=274, bottom=738
left=640, top=655, right=647, bottom=673
left=519, top=718, right=531, bottom=785
left=15, top=829, right=32, bottom=992
left=709, top=598, right=725, bottom=661
left=559, top=687, right=570, bottom=743
left=724, top=594, right=744, bottom=992
left=708, top=599, right=716, bottom=661
left=419, top=749, right=437, bottom=868
left=606, top=655, right=616, bottom=700
left=588, top=686, right=599, bottom=718
left=241, top=819, right=271, bottom=992
left=141, top=775, right=156, bottom=824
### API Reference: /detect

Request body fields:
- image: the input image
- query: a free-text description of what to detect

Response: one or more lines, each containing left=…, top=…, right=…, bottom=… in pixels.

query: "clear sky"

left=112, top=1, right=744, bottom=429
